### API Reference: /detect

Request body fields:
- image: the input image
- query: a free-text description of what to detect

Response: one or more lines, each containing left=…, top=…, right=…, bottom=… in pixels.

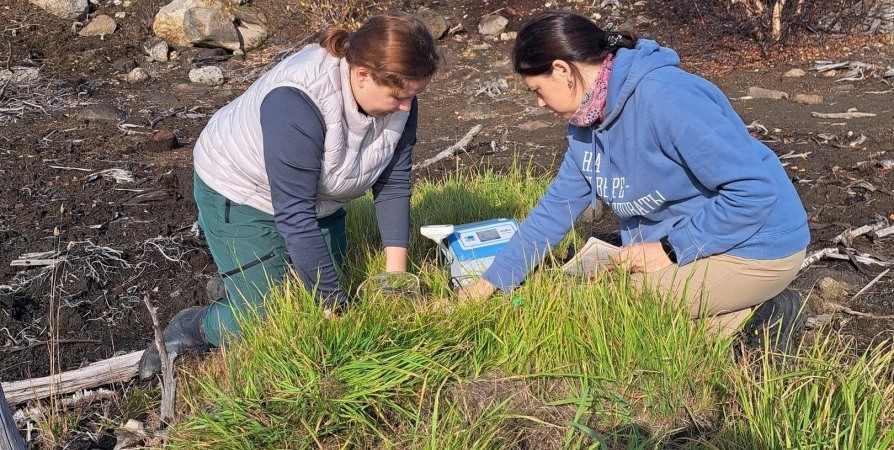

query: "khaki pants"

left=631, top=249, right=806, bottom=335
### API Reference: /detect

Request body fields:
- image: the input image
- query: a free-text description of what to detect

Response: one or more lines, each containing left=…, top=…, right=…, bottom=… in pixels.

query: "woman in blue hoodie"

left=459, top=11, right=810, bottom=353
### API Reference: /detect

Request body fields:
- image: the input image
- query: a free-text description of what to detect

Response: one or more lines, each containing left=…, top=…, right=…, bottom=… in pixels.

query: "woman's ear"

left=354, top=66, right=372, bottom=87
left=551, top=60, right=573, bottom=80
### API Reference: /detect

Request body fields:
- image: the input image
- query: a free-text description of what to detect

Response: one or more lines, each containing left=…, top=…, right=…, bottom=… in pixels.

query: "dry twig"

left=413, top=125, right=483, bottom=170
left=141, top=295, right=176, bottom=424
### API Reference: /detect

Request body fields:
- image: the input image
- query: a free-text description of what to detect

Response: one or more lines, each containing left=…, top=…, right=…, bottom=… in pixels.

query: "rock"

left=142, top=37, right=170, bottom=62
left=831, top=83, right=856, bottom=92
left=183, top=7, right=241, bottom=51
left=212, top=89, right=236, bottom=102
left=235, top=6, right=269, bottom=51
left=145, top=92, right=180, bottom=106
left=793, top=94, right=824, bottom=105
left=112, top=58, right=138, bottom=73
left=29, top=0, right=88, bottom=20
left=0, top=67, right=40, bottom=84
left=153, top=0, right=240, bottom=48
left=500, top=31, right=517, bottom=41
left=147, top=129, right=178, bottom=152
left=79, top=15, right=118, bottom=37
left=747, top=86, right=789, bottom=100
left=115, top=12, right=126, bottom=19
left=783, top=68, right=807, bottom=78
left=461, top=103, right=496, bottom=121
left=113, top=419, right=147, bottom=450
left=478, top=14, right=508, bottom=36
left=125, top=67, right=150, bottom=83
left=77, top=104, right=126, bottom=122
left=518, top=120, right=552, bottom=131
left=416, top=8, right=449, bottom=40
left=189, top=66, right=224, bottom=86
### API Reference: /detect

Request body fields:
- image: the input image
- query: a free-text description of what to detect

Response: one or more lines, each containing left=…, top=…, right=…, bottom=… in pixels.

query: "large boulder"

left=234, top=6, right=269, bottom=51
left=183, top=7, right=240, bottom=50
left=29, top=0, right=88, bottom=20
left=153, top=0, right=267, bottom=51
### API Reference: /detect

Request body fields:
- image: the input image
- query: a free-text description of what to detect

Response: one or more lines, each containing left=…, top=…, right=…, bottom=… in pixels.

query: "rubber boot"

left=138, top=306, right=212, bottom=380
left=206, top=275, right=227, bottom=302
left=736, top=288, right=807, bottom=359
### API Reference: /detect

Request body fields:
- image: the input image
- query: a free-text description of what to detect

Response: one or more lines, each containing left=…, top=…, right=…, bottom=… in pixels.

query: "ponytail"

left=319, top=28, right=350, bottom=58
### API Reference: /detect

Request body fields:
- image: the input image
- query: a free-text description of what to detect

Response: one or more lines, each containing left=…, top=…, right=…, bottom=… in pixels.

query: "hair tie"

left=603, top=22, right=621, bottom=47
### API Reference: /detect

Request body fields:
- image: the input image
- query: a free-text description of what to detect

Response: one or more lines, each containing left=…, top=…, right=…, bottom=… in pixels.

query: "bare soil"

left=1, top=0, right=893, bottom=446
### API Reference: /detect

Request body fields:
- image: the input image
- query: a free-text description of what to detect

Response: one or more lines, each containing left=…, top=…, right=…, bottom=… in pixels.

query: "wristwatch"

left=659, top=236, right=677, bottom=264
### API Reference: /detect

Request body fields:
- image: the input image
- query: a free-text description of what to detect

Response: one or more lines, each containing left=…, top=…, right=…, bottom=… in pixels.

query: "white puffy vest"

left=193, top=45, right=410, bottom=218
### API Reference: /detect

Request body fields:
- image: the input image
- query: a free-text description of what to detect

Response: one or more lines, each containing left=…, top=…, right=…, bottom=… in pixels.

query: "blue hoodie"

left=482, top=40, right=810, bottom=292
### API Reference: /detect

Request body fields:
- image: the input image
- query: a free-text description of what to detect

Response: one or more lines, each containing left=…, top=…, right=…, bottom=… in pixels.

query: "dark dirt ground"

left=0, top=0, right=893, bottom=447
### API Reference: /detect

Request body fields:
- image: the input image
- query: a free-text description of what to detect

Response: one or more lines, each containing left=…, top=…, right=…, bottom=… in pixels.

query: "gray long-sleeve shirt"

left=260, top=87, right=416, bottom=305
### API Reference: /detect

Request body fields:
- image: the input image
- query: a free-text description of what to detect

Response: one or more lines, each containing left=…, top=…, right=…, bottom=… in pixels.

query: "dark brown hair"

left=319, top=14, right=441, bottom=88
left=513, top=11, right=637, bottom=85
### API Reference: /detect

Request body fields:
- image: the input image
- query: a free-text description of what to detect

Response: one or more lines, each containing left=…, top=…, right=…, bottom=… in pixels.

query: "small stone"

left=461, top=103, right=496, bottom=121
left=143, top=37, right=169, bottom=62
left=125, top=67, right=149, bottom=83
left=823, top=70, right=838, bottom=77
left=112, top=58, right=138, bottom=73
left=831, top=84, right=856, bottom=92
left=145, top=92, right=179, bottom=106
left=123, top=0, right=131, bottom=6
left=518, top=120, right=552, bottom=131
left=747, top=86, right=789, bottom=100
left=0, top=67, right=40, bottom=84
left=147, top=129, right=178, bottom=152
left=478, top=14, right=509, bottom=36
left=78, top=15, right=117, bottom=37
left=416, top=8, right=449, bottom=40
left=793, top=93, right=824, bottom=105
left=189, top=66, right=225, bottom=86
left=500, top=31, right=517, bottom=41
left=783, top=68, right=807, bottom=77
left=77, top=104, right=126, bottom=122
left=114, top=12, right=126, bottom=19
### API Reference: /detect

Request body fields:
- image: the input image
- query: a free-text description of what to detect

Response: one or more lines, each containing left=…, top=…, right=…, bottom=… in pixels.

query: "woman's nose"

left=537, top=97, right=546, bottom=108
left=398, top=99, right=413, bottom=112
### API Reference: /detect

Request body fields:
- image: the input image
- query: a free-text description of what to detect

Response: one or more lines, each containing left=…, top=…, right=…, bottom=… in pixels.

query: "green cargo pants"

left=194, top=173, right=347, bottom=346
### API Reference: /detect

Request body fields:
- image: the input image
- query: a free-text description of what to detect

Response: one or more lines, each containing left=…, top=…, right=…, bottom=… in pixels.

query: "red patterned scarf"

left=569, top=53, right=615, bottom=127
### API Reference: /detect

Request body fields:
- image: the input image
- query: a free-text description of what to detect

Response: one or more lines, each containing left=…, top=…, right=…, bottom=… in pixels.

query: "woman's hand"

left=613, top=242, right=675, bottom=273
left=456, top=277, right=497, bottom=305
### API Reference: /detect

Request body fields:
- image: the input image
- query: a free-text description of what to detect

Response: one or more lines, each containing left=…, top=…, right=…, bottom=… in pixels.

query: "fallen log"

left=1, top=351, right=142, bottom=406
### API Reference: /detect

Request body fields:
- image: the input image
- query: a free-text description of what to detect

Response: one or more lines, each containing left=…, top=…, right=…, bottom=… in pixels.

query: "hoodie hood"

left=598, top=40, right=681, bottom=131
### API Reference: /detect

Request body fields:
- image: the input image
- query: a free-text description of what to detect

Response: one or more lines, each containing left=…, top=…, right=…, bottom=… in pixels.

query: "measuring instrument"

left=421, top=218, right=519, bottom=287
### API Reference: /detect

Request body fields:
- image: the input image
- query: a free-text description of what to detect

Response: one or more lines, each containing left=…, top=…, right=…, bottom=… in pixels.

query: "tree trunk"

left=772, top=0, right=787, bottom=40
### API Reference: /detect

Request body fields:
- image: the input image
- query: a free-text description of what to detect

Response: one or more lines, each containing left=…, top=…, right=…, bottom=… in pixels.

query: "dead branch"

left=413, top=124, right=483, bottom=170
left=1, top=351, right=142, bottom=405
left=822, top=302, right=894, bottom=319
left=801, top=247, right=890, bottom=272
left=141, top=295, right=176, bottom=424
left=832, top=221, right=888, bottom=246
left=849, top=268, right=890, bottom=302
left=873, top=225, right=894, bottom=239
left=812, top=111, right=876, bottom=119
left=1, top=339, right=100, bottom=354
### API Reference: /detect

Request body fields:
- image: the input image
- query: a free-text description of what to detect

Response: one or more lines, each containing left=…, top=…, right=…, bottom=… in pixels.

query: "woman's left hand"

left=613, top=242, right=675, bottom=273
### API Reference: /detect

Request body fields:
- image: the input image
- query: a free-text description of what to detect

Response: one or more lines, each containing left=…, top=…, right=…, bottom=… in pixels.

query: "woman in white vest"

left=139, top=14, right=441, bottom=379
